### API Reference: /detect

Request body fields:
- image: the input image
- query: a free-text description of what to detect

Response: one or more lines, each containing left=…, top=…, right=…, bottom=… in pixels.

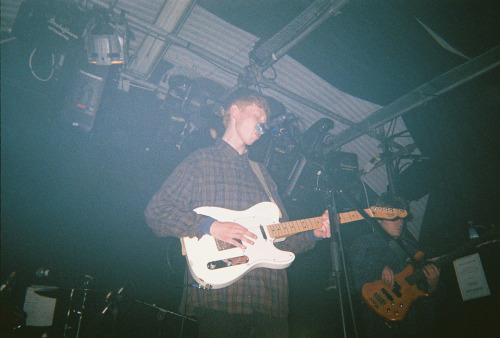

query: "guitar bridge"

left=207, top=256, right=249, bottom=270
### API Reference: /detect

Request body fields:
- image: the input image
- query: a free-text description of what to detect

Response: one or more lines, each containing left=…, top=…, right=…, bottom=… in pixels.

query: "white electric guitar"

left=182, top=202, right=407, bottom=289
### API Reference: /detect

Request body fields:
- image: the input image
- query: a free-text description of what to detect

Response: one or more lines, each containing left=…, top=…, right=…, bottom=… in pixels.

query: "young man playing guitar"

left=350, top=194, right=440, bottom=337
left=145, top=88, right=331, bottom=338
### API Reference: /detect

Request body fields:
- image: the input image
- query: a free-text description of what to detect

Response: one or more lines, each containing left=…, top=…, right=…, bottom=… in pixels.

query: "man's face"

left=378, top=218, right=403, bottom=238
left=233, top=102, right=267, bottom=146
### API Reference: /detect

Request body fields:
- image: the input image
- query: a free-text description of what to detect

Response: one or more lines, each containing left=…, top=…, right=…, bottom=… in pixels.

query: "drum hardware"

left=3, top=269, right=196, bottom=337
left=62, top=275, right=94, bottom=338
left=98, top=285, right=128, bottom=322
left=1, top=271, right=26, bottom=335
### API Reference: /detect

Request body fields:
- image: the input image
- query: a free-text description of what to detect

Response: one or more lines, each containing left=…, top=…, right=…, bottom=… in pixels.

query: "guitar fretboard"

left=267, top=217, right=322, bottom=239
left=266, top=209, right=379, bottom=239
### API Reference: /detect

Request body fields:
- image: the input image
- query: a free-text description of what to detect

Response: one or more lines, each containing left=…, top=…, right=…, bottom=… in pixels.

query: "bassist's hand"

left=423, top=264, right=440, bottom=293
left=381, top=266, right=395, bottom=287
left=210, top=221, right=258, bottom=250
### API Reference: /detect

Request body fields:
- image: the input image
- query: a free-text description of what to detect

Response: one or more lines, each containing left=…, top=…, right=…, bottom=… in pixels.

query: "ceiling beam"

left=127, top=0, right=196, bottom=79
left=259, top=77, right=356, bottom=126
left=250, top=0, right=349, bottom=70
left=323, top=45, right=500, bottom=151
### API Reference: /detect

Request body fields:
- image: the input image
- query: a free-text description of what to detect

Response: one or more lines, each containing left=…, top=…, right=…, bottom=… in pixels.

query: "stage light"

left=85, top=12, right=127, bottom=66
left=86, top=25, right=124, bottom=65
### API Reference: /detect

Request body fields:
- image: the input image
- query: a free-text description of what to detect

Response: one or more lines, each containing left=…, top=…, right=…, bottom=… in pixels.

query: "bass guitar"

left=362, top=227, right=499, bottom=322
left=183, top=201, right=407, bottom=289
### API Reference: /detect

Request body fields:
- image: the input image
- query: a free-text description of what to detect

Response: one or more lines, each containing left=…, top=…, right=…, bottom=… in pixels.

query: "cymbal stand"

left=63, top=288, right=75, bottom=337
left=63, top=275, right=93, bottom=338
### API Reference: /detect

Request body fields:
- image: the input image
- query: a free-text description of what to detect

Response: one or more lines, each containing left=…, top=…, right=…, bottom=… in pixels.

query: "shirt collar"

left=216, top=138, right=249, bottom=161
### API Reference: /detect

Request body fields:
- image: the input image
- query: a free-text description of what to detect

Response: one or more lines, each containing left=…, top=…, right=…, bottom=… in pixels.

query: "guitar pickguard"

left=207, top=256, right=250, bottom=270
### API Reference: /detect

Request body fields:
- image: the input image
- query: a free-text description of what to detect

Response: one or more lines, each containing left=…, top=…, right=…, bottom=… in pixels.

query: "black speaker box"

left=61, top=65, right=109, bottom=132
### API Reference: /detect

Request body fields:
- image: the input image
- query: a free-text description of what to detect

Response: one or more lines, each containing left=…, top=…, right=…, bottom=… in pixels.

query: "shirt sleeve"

left=144, top=156, right=208, bottom=239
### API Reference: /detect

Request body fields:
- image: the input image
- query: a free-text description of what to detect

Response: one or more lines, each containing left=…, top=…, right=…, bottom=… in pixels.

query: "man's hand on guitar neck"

left=210, top=221, right=258, bottom=250
left=423, top=264, right=440, bottom=293
left=314, top=209, right=332, bottom=239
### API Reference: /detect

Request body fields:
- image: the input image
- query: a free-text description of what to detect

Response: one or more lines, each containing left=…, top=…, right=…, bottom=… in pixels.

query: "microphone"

left=255, top=113, right=297, bottom=135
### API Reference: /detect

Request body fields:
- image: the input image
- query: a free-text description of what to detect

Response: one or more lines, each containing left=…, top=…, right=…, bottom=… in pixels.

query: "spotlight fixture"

left=85, top=11, right=127, bottom=65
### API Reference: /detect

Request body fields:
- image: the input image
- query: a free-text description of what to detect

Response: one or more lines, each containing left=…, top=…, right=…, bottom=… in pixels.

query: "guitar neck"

left=406, top=228, right=500, bottom=286
left=266, top=209, right=373, bottom=239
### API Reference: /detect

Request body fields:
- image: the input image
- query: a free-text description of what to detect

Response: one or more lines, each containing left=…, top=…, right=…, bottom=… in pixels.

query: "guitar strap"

left=389, top=238, right=411, bottom=261
left=392, top=237, right=420, bottom=263
left=249, top=160, right=282, bottom=218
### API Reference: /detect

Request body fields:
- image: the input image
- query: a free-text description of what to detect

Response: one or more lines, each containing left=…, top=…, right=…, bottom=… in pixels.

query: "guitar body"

left=183, top=202, right=295, bottom=289
left=361, top=264, right=429, bottom=322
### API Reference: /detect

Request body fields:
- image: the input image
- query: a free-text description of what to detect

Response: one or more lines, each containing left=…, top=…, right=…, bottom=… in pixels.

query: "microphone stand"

left=320, top=184, right=359, bottom=338
left=134, top=299, right=196, bottom=338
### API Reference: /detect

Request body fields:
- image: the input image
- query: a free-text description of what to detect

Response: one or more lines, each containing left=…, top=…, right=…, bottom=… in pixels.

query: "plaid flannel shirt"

left=145, top=139, right=316, bottom=318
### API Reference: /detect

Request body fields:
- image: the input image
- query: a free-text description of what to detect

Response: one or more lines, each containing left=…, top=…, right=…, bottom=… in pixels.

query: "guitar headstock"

left=369, top=206, right=408, bottom=220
